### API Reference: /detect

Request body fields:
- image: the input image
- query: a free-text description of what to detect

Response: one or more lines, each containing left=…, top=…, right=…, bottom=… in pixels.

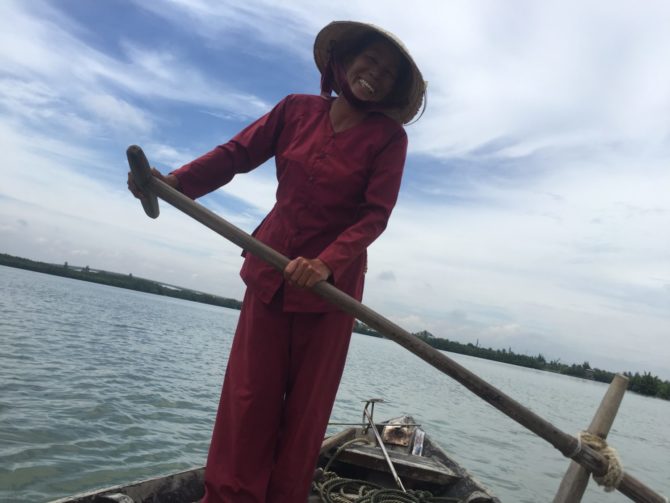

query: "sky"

left=1, top=0, right=668, bottom=378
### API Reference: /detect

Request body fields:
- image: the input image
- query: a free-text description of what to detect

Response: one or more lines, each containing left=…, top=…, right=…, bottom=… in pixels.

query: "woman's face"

left=345, top=40, right=402, bottom=103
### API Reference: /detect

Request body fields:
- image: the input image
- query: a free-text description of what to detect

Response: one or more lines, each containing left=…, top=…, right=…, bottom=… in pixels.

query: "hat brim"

left=314, top=21, right=426, bottom=124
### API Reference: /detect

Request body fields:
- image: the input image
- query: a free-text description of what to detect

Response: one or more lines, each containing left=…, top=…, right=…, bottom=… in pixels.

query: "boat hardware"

left=362, top=398, right=385, bottom=434
left=362, top=404, right=406, bottom=492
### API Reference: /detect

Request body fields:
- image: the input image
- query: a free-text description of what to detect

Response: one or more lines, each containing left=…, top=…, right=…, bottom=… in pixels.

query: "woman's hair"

left=336, top=32, right=412, bottom=108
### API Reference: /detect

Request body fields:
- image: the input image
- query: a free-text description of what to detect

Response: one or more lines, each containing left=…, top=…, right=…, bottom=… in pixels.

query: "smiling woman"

left=126, top=20, right=427, bottom=503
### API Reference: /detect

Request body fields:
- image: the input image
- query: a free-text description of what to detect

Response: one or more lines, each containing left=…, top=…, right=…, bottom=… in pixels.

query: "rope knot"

left=577, top=431, right=625, bottom=492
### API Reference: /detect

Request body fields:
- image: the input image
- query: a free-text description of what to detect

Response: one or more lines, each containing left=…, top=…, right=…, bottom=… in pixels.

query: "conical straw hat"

left=314, top=21, right=427, bottom=124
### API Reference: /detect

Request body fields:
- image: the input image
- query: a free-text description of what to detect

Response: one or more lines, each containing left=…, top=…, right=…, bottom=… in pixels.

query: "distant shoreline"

left=0, top=253, right=242, bottom=311
left=2, top=252, right=668, bottom=400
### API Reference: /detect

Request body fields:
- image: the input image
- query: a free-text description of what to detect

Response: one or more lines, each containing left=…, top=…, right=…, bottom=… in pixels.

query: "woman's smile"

left=358, top=77, right=376, bottom=95
left=346, top=40, right=401, bottom=103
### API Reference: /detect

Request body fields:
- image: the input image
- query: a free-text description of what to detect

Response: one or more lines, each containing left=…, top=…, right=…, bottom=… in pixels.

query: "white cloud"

left=0, top=0, right=271, bottom=144
left=216, top=163, right=278, bottom=215
left=81, top=94, right=153, bottom=134
left=143, top=143, right=196, bottom=169
left=132, top=0, right=323, bottom=58
left=117, top=41, right=271, bottom=116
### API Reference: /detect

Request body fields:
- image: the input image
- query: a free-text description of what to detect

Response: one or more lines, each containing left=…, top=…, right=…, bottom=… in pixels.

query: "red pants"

left=203, top=288, right=354, bottom=503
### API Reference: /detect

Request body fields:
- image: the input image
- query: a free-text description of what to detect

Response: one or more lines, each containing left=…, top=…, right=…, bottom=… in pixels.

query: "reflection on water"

left=1, top=266, right=668, bottom=502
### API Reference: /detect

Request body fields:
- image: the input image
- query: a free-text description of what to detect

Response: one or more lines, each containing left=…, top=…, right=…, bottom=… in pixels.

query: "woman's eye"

left=384, top=70, right=395, bottom=80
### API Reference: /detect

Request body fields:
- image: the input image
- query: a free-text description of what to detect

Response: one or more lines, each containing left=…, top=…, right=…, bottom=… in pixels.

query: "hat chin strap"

left=321, top=55, right=387, bottom=112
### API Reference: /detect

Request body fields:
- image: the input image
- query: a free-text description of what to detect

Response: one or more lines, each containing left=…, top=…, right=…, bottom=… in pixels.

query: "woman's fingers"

left=127, top=171, right=146, bottom=199
left=151, top=168, right=180, bottom=190
left=150, top=167, right=167, bottom=182
left=127, top=167, right=178, bottom=199
left=284, top=257, right=308, bottom=286
left=284, top=257, right=332, bottom=288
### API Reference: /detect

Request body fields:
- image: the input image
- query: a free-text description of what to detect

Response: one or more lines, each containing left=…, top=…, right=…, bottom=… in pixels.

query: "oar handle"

left=126, top=145, right=666, bottom=503
left=127, top=145, right=160, bottom=219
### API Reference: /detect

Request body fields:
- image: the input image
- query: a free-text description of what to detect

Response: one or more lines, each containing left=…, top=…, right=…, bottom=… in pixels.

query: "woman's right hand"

left=127, top=167, right=179, bottom=199
left=284, top=257, right=332, bottom=289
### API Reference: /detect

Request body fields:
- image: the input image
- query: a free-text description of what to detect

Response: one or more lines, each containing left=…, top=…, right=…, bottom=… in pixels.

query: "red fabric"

left=203, top=288, right=355, bottom=503
left=172, top=94, right=407, bottom=312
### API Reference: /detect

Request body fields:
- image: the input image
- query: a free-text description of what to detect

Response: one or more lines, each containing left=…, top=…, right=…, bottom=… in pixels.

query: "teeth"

left=359, top=79, right=375, bottom=95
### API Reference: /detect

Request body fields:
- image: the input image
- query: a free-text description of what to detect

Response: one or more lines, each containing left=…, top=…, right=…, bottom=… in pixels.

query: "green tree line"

left=0, top=253, right=241, bottom=310
left=355, top=325, right=670, bottom=401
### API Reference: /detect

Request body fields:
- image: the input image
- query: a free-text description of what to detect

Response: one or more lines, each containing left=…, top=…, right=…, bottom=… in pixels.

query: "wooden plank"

left=336, top=444, right=459, bottom=485
left=48, top=467, right=204, bottom=503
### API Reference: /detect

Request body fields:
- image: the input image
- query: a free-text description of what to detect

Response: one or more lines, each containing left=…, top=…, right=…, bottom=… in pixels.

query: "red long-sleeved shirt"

left=172, top=94, right=407, bottom=312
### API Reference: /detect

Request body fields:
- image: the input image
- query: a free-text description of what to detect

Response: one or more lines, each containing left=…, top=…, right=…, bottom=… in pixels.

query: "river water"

left=1, top=265, right=668, bottom=502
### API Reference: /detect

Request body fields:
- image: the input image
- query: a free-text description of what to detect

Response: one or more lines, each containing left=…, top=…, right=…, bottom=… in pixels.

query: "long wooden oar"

left=127, top=145, right=666, bottom=503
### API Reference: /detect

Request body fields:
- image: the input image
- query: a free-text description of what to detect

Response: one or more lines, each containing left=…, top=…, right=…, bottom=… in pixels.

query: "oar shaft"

left=145, top=176, right=665, bottom=503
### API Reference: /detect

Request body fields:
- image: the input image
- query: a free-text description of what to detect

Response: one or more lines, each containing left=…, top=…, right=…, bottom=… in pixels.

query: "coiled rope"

left=569, top=431, right=624, bottom=492
left=314, top=471, right=461, bottom=503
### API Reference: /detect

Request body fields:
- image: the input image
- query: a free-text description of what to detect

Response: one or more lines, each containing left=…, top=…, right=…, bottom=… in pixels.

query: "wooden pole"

left=126, top=145, right=668, bottom=503
left=553, top=374, right=629, bottom=503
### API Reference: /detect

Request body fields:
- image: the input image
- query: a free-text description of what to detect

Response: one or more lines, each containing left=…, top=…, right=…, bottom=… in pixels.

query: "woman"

left=129, top=21, right=425, bottom=503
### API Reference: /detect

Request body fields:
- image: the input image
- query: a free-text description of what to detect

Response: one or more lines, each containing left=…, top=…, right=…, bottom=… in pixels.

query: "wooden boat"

left=311, top=412, right=500, bottom=503
left=50, top=402, right=500, bottom=503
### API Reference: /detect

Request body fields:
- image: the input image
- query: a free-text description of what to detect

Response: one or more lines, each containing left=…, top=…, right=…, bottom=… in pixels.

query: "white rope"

left=576, top=431, right=624, bottom=492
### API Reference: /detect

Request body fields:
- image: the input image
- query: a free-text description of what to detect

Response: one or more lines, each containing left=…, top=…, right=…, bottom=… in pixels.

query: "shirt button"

left=308, top=176, right=314, bottom=182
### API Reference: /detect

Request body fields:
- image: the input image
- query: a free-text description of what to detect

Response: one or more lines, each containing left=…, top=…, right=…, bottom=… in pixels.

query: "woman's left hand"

left=284, top=257, right=332, bottom=288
